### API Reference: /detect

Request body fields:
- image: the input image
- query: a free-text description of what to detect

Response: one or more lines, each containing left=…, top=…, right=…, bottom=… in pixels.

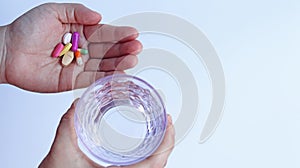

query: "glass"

left=74, top=74, right=167, bottom=166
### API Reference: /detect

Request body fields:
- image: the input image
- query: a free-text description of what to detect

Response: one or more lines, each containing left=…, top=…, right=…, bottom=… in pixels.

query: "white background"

left=1, top=0, right=300, bottom=167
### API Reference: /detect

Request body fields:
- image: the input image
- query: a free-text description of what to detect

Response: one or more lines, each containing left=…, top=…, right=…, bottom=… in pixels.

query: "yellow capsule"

left=62, top=51, right=74, bottom=66
left=59, top=43, right=72, bottom=57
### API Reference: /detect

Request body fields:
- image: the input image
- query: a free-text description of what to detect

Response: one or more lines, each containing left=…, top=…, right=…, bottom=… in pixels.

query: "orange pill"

left=75, top=50, right=81, bottom=58
left=75, top=50, right=83, bottom=66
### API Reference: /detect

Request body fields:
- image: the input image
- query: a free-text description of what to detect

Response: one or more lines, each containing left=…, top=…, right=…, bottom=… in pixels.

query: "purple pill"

left=71, top=32, right=79, bottom=51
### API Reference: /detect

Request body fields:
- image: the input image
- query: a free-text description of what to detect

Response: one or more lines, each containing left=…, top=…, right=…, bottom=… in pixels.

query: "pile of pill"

left=51, top=32, right=88, bottom=66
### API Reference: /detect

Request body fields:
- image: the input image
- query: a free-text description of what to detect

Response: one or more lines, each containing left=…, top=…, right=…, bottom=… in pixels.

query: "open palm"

left=4, top=3, right=141, bottom=92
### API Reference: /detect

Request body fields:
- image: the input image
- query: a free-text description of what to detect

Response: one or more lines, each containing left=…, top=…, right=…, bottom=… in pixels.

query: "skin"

left=0, top=3, right=175, bottom=168
left=0, top=3, right=142, bottom=92
left=39, top=100, right=175, bottom=168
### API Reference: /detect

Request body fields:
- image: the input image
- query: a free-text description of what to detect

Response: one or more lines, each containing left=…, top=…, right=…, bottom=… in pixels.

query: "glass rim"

left=74, top=74, right=167, bottom=166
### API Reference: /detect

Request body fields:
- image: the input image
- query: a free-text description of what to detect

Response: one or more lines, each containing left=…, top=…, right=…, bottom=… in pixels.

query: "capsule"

left=78, top=48, right=88, bottom=55
left=75, top=50, right=83, bottom=66
left=52, top=43, right=64, bottom=58
left=71, top=32, right=79, bottom=51
left=62, top=51, right=74, bottom=66
left=62, top=32, right=72, bottom=45
left=59, top=43, right=72, bottom=57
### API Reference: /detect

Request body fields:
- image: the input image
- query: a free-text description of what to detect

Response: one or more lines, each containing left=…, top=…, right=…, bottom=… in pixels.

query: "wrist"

left=0, top=26, right=8, bottom=84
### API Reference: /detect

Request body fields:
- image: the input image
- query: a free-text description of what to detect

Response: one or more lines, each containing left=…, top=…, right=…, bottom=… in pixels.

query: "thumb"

left=54, top=99, right=79, bottom=144
left=49, top=3, right=101, bottom=25
left=40, top=100, right=104, bottom=167
left=45, top=100, right=79, bottom=157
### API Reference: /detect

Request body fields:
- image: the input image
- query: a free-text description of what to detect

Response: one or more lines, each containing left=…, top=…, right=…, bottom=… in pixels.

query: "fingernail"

left=167, top=114, right=173, bottom=125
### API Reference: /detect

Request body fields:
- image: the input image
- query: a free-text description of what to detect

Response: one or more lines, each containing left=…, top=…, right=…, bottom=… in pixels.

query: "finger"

left=151, top=115, right=175, bottom=156
left=127, top=115, right=175, bottom=168
left=53, top=99, right=79, bottom=149
left=84, top=24, right=139, bottom=43
left=39, top=101, right=77, bottom=168
left=89, top=40, right=143, bottom=59
left=85, top=55, right=138, bottom=72
left=74, top=71, right=125, bottom=89
left=145, top=115, right=175, bottom=167
left=43, top=100, right=105, bottom=168
left=50, top=3, right=101, bottom=25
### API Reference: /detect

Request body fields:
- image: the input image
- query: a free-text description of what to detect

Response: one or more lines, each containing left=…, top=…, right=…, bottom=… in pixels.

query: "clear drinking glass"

left=74, top=74, right=167, bottom=167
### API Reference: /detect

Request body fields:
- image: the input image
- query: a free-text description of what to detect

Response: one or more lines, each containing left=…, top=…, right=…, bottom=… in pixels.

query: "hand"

left=39, top=100, right=175, bottom=168
left=1, top=3, right=142, bottom=92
